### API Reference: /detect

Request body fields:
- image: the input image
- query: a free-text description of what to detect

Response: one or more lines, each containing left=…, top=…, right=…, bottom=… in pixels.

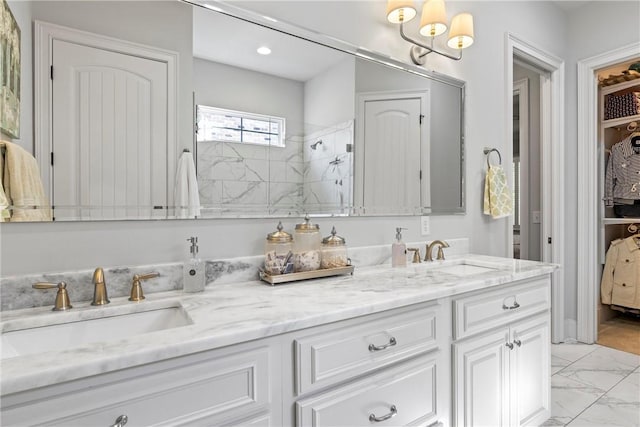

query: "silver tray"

left=259, top=265, right=355, bottom=285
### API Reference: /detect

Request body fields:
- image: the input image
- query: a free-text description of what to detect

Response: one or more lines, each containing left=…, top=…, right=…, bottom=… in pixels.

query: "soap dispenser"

left=183, top=236, right=205, bottom=292
left=392, top=227, right=407, bottom=268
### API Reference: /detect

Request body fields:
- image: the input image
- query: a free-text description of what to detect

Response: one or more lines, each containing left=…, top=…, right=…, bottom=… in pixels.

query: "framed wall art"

left=1, top=0, right=20, bottom=138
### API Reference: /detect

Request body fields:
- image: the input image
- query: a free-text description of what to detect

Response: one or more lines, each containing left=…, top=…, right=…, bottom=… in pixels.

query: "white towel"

left=174, top=151, right=201, bottom=219
left=0, top=141, right=52, bottom=222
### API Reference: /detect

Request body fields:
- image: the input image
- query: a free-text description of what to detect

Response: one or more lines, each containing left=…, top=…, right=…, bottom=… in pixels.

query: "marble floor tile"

left=606, top=372, right=640, bottom=404
left=551, top=343, right=599, bottom=363
left=566, top=398, right=640, bottom=426
left=558, top=346, right=640, bottom=390
left=553, top=355, right=573, bottom=375
left=550, top=375, right=607, bottom=420
left=542, top=416, right=573, bottom=426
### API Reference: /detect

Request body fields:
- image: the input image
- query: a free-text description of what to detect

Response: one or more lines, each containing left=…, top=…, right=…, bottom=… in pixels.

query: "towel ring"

left=483, top=148, right=502, bottom=167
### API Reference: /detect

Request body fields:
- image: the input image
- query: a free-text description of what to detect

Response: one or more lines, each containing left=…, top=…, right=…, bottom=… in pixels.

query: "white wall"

left=304, top=57, right=355, bottom=128
left=2, top=1, right=639, bottom=341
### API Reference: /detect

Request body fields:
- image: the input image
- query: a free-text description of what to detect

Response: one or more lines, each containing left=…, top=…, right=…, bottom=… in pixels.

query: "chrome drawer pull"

left=505, top=342, right=514, bottom=350
left=427, top=422, right=444, bottom=427
left=514, top=339, right=522, bottom=347
left=368, top=337, right=397, bottom=352
left=110, top=415, right=128, bottom=427
left=502, top=301, right=520, bottom=310
left=369, top=405, right=397, bottom=422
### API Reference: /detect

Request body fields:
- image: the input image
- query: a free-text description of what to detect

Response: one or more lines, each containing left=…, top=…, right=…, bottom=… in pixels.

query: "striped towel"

left=483, top=164, right=513, bottom=219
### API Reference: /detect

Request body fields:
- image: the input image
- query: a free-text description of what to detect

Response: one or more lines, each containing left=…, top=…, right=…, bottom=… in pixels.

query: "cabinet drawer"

left=294, top=303, right=439, bottom=395
left=1, top=345, right=272, bottom=426
left=453, top=277, right=550, bottom=340
left=296, top=354, right=439, bottom=427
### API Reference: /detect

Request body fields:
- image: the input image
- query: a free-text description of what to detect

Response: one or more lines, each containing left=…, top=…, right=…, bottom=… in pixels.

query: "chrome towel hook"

left=483, top=148, right=502, bottom=167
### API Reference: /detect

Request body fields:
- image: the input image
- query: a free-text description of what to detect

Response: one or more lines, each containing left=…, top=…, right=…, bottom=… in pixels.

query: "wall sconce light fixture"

left=386, top=0, right=474, bottom=65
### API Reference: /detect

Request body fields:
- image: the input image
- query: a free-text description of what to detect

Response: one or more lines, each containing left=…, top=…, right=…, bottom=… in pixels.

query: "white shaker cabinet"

left=1, top=272, right=553, bottom=427
left=452, top=278, right=551, bottom=427
left=1, top=340, right=281, bottom=427
left=289, top=301, right=450, bottom=427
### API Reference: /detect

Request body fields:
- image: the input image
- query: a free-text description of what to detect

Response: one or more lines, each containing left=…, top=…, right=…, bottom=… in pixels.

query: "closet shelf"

left=602, top=218, right=640, bottom=225
left=602, top=114, right=640, bottom=129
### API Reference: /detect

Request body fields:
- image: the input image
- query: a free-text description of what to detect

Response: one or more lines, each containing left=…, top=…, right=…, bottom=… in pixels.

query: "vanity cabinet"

left=451, top=277, right=551, bottom=427
left=0, top=340, right=281, bottom=426
left=289, top=301, right=450, bottom=427
left=1, top=271, right=553, bottom=427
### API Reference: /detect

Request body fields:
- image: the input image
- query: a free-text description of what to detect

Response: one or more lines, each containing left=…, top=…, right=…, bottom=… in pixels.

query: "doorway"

left=512, top=66, right=542, bottom=262
left=507, top=34, right=565, bottom=343
left=576, top=43, right=640, bottom=345
left=355, top=91, right=430, bottom=213
left=34, top=21, right=178, bottom=221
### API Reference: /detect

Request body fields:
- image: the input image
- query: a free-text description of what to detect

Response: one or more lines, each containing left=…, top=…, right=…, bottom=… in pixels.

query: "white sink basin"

left=1, top=304, right=193, bottom=359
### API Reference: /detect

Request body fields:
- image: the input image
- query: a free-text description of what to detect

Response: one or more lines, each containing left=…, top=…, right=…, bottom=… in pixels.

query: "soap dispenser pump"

left=183, top=236, right=205, bottom=293
left=392, top=227, right=407, bottom=268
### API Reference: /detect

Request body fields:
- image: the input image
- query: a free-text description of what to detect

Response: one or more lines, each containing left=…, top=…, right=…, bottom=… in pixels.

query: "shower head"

left=310, top=140, right=323, bottom=150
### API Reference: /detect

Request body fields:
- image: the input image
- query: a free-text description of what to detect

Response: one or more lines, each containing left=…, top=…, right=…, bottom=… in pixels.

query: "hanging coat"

left=601, top=236, right=640, bottom=310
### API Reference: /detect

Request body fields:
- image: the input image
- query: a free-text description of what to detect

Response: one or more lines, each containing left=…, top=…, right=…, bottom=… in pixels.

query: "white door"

left=52, top=39, right=168, bottom=220
left=453, top=328, right=510, bottom=427
left=362, top=98, right=423, bottom=212
left=511, top=315, right=550, bottom=427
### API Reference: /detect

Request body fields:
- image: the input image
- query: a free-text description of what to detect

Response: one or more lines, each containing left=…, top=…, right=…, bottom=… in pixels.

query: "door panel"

left=52, top=39, right=168, bottom=220
left=363, top=98, right=422, bottom=211
left=512, top=316, right=550, bottom=427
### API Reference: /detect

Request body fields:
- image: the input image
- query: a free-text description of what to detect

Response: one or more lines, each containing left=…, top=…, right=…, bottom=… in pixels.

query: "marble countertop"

left=0, top=255, right=556, bottom=396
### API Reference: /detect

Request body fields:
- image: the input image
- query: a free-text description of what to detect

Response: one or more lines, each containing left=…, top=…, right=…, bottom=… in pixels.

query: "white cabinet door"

left=453, top=313, right=550, bottom=427
left=511, top=315, right=550, bottom=427
left=453, top=327, right=510, bottom=427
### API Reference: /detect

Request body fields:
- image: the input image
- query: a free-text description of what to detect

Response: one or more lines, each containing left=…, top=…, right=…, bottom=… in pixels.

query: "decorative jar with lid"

left=264, top=221, right=293, bottom=275
left=321, top=226, right=349, bottom=269
left=293, top=215, right=322, bottom=272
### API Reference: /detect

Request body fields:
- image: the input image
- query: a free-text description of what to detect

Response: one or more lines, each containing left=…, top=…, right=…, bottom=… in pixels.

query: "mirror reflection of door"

left=51, top=38, right=169, bottom=221
left=513, top=67, right=542, bottom=261
left=360, top=92, right=429, bottom=213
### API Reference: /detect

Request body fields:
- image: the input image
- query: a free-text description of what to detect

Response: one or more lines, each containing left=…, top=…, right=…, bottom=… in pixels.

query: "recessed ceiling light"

left=257, top=46, right=272, bottom=55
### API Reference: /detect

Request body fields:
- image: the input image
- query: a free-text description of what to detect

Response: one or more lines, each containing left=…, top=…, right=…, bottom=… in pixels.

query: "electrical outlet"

left=420, top=216, right=430, bottom=235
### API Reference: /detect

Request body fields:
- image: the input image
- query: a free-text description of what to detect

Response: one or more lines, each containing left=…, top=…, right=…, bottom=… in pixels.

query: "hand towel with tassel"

left=483, top=162, right=513, bottom=219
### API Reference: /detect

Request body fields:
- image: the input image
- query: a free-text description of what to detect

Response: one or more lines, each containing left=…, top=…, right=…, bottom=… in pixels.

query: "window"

left=196, top=105, right=285, bottom=147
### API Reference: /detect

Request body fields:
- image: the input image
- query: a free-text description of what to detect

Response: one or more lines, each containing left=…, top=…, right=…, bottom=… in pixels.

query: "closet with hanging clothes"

left=598, top=66, right=640, bottom=355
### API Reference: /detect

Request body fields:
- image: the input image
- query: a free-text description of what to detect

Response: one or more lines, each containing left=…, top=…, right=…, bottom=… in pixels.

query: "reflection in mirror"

left=192, top=6, right=354, bottom=217
left=3, top=0, right=464, bottom=222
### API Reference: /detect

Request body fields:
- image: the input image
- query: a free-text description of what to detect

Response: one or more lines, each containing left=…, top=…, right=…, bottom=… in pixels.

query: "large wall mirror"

left=3, top=0, right=464, bottom=222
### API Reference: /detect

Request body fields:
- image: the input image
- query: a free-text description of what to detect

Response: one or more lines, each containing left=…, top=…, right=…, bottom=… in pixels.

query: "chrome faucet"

left=425, top=240, right=450, bottom=262
left=91, top=267, right=110, bottom=305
